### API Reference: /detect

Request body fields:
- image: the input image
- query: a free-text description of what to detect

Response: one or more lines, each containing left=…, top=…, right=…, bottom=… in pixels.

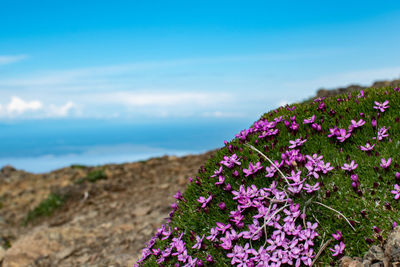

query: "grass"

left=138, top=86, right=400, bottom=266
left=24, top=193, right=65, bottom=225
left=74, top=169, right=107, bottom=184
left=70, top=164, right=88, bottom=169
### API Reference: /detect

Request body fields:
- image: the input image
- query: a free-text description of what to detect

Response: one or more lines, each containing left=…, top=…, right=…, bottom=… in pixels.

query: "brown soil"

left=0, top=151, right=216, bottom=266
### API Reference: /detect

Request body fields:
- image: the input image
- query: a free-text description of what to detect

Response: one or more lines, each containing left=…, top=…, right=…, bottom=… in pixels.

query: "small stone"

left=159, top=183, right=169, bottom=189
left=132, top=206, right=151, bottom=217
left=340, top=256, right=364, bottom=267
left=364, top=245, right=385, bottom=262
left=371, top=262, right=384, bottom=267
left=349, top=261, right=364, bottom=267
left=0, top=246, right=5, bottom=262
left=340, top=256, right=356, bottom=267
left=385, top=226, right=400, bottom=262
left=362, top=260, right=372, bottom=267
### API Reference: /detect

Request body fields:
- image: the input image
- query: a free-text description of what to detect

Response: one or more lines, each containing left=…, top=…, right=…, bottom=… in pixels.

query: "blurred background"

left=1, top=0, right=400, bottom=172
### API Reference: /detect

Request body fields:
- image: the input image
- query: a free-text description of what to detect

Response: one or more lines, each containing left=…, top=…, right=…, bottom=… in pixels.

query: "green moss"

left=74, top=169, right=107, bottom=184
left=24, top=193, right=65, bottom=225
left=140, top=86, right=400, bottom=266
left=70, top=164, right=87, bottom=169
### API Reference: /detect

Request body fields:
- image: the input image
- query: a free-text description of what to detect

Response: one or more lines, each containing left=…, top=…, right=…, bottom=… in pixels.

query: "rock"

left=385, top=226, right=400, bottom=262
left=371, top=262, right=384, bottom=267
left=0, top=246, right=5, bottom=263
left=340, top=256, right=363, bottom=267
left=0, top=165, right=16, bottom=176
left=2, top=226, right=62, bottom=267
left=364, top=245, right=385, bottom=262
left=363, top=260, right=372, bottom=267
left=132, top=206, right=151, bottom=217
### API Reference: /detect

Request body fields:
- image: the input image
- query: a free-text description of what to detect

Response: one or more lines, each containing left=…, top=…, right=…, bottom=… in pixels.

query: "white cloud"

left=7, top=96, right=42, bottom=114
left=283, top=66, right=400, bottom=92
left=0, top=55, right=28, bottom=65
left=48, top=101, right=75, bottom=117
left=108, top=92, right=230, bottom=107
left=0, top=97, right=77, bottom=119
left=202, top=111, right=245, bottom=118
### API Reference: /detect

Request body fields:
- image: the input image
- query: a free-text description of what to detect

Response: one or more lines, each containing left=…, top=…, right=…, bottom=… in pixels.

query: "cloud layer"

left=0, top=97, right=77, bottom=119
left=0, top=55, right=28, bottom=65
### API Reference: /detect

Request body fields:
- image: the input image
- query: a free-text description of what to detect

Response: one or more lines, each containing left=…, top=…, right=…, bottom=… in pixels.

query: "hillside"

left=138, top=85, right=400, bottom=266
left=0, top=152, right=215, bottom=266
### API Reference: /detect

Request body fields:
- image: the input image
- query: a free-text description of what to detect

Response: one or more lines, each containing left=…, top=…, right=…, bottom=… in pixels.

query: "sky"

left=1, top=0, right=400, bottom=122
left=1, top=1, right=400, bottom=172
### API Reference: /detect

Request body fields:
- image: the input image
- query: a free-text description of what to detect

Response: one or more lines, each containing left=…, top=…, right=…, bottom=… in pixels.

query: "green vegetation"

left=24, top=193, right=65, bottom=225
left=70, top=164, right=88, bottom=169
left=74, top=169, right=107, bottom=184
left=138, top=86, right=400, bottom=266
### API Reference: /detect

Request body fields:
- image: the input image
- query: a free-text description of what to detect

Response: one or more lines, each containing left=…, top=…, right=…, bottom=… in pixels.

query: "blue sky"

left=1, top=1, right=400, bottom=121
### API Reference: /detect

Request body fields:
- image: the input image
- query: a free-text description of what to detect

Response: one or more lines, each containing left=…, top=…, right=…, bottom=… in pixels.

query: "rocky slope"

left=0, top=152, right=215, bottom=266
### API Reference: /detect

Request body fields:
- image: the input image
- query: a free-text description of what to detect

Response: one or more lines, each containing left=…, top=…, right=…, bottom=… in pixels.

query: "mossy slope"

left=138, top=86, right=400, bottom=266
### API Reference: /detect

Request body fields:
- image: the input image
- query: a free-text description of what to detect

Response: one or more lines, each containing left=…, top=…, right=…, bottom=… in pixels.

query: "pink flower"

left=303, top=115, right=316, bottom=124
left=191, top=234, right=204, bottom=249
left=243, top=162, right=263, bottom=177
left=341, top=160, right=358, bottom=172
left=373, top=100, right=389, bottom=112
left=391, top=184, right=400, bottom=200
left=380, top=158, right=392, bottom=169
left=197, top=195, right=212, bottom=208
left=330, top=241, right=345, bottom=257
left=349, top=119, right=365, bottom=130
left=360, top=143, right=375, bottom=152
left=289, top=138, right=307, bottom=149
left=373, top=126, right=390, bottom=141
left=216, top=222, right=231, bottom=234
left=332, top=230, right=342, bottom=241
left=337, top=128, right=351, bottom=142
left=304, top=182, right=320, bottom=193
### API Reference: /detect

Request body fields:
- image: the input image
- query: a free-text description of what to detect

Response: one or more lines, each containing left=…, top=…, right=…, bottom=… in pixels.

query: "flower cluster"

left=137, top=87, right=400, bottom=266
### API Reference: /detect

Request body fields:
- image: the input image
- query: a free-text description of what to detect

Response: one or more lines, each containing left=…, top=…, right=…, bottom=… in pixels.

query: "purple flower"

left=197, top=195, right=212, bottom=208
left=337, top=128, right=351, bottom=142
left=304, top=182, right=320, bottom=193
left=391, top=184, right=400, bottom=200
left=191, top=234, right=204, bottom=249
left=311, top=123, right=322, bottom=132
left=360, top=142, right=375, bottom=152
left=289, top=138, right=307, bottom=149
left=214, top=175, right=225, bottom=185
left=330, top=242, right=345, bottom=257
left=243, top=162, right=263, bottom=177
left=371, top=118, right=377, bottom=128
left=332, top=230, right=342, bottom=241
left=373, top=100, right=389, bottom=112
left=216, top=222, right=231, bottom=234
left=206, top=227, right=219, bottom=242
left=220, top=153, right=241, bottom=168
left=174, top=190, right=184, bottom=200
left=373, top=126, right=390, bottom=141
left=341, top=160, right=358, bottom=172
left=303, top=115, right=316, bottom=124
left=349, top=119, right=365, bottom=130
left=210, top=166, right=223, bottom=178
left=227, top=243, right=255, bottom=265
left=380, top=158, right=392, bottom=169
left=218, top=202, right=226, bottom=210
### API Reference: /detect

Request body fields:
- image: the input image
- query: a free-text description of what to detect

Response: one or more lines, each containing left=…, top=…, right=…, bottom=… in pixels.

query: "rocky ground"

left=0, top=151, right=216, bottom=266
